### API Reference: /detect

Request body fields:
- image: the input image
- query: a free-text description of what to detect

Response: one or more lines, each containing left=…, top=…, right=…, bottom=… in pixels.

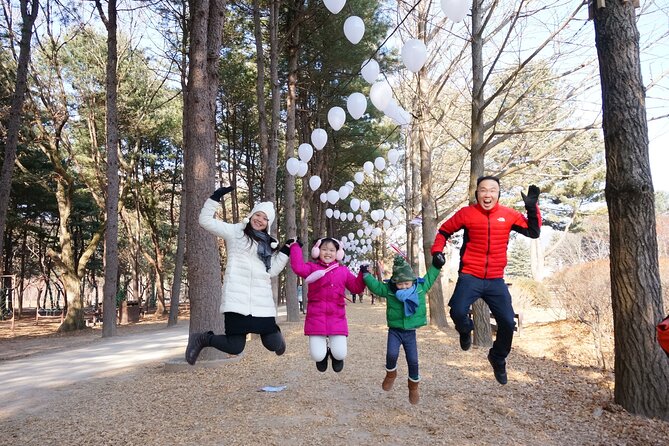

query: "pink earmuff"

left=311, top=238, right=344, bottom=261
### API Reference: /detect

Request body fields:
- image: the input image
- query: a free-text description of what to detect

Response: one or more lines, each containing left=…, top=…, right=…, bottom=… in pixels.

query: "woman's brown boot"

left=408, top=378, right=420, bottom=404
left=381, top=368, right=397, bottom=391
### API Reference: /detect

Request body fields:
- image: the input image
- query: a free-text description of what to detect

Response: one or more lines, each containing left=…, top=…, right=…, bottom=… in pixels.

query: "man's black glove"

left=294, top=238, right=304, bottom=247
left=210, top=186, right=235, bottom=202
left=521, top=185, right=540, bottom=209
left=359, top=264, right=369, bottom=275
left=279, top=239, right=295, bottom=256
left=432, top=252, right=446, bottom=269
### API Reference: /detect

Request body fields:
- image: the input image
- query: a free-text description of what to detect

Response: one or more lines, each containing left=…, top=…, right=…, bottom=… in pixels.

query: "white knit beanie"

left=243, top=201, right=278, bottom=248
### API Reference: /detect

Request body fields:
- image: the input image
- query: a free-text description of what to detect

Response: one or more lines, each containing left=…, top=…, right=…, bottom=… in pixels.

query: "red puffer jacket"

left=431, top=202, right=541, bottom=279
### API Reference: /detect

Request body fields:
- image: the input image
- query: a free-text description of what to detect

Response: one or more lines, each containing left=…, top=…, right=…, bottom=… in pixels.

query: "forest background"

left=0, top=0, right=668, bottom=420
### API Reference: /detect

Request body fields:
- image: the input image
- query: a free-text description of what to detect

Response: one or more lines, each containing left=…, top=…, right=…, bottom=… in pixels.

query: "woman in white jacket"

left=185, top=186, right=290, bottom=365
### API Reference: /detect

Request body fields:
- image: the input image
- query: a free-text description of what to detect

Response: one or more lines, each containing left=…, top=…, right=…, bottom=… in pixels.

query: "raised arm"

left=198, top=187, right=237, bottom=240
left=512, top=185, right=542, bottom=239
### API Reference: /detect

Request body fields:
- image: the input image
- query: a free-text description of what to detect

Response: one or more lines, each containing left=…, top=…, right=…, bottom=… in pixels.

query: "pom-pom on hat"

left=390, top=255, right=415, bottom=283
left=243, top=201, right=278, bottom=248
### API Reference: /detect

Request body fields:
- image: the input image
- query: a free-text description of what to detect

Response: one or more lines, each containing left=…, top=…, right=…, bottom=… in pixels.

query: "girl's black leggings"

left=209, top=331, right=284, bottom=355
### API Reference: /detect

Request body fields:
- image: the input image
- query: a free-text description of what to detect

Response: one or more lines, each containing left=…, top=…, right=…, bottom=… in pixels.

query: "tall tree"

left=95, top=0, right=120, bottom=338
left=183, top=0, right=227, bottom=359
left=0, top=0, right=38, bottom=273
left=592, top=0, right=669, bottom=420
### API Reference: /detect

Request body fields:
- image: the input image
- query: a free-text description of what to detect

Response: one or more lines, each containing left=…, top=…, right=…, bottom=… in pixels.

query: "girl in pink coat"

left=289, top=238, right=366, bottom=373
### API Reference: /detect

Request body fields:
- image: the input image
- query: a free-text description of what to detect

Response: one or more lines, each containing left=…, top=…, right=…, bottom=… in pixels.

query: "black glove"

left=210, top=186, right=235, bottom=202
left=295, top=238, right=304, bottom=247
left=359, top=264, right=369, bottom=275
left=279, top=239, right=295, bottom=256
left=432, top=252, right=446, bottom=269
left=521, top=185, right=540, bottom=209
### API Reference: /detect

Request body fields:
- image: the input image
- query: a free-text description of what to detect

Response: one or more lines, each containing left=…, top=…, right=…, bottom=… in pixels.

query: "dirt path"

left=0, top=303, right=667, bottom=445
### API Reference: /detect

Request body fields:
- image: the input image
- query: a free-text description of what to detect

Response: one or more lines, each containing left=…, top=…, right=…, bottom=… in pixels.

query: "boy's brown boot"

left=381, top=369, right=397, bottom=391
left=408, top=378, right=420, bottom=405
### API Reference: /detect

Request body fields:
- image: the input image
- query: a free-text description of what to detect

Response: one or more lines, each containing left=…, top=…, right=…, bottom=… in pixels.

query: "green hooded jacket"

left=363, top=265, right=441, bottom=330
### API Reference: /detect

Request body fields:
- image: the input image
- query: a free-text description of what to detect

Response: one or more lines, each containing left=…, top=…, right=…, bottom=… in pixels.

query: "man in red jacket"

left=431, top=176, right=541, bottom=384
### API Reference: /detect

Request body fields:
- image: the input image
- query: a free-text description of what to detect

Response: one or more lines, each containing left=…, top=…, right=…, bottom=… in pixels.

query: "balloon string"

left=328, top=0, right=425, bottom=100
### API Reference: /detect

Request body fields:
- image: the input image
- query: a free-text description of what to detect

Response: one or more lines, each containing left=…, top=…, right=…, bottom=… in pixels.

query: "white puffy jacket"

left=198, top=199, right=288, bottom=317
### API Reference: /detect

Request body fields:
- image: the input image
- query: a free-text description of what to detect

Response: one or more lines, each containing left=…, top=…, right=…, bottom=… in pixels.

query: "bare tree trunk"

left=419, top=121, right=447, bottom=329
left=95, top=0, right=120, bottom=337
left=184, top=0, right=227, bottom=359
left=168, top=1, right=189, bottom=328
left=0, top=0, right=38, bottom=273
left=593, top=0, right=669, bottom=420
left=469, top=0, right=493, bottom=347
left=283, top=0, right=300, bottom=322
left=253, top=0, right=270, bottom=197
left=169, top=193, right=187, bottom=327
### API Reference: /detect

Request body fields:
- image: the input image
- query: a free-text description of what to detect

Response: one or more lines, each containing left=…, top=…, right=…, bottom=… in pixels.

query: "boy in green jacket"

left=361, top=254, right=444, bottom=404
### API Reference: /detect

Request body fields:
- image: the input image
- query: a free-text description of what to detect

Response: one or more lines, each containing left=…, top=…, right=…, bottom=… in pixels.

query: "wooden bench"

left=468, top=310, right=523, bottom=334
left=35, top=307, right=64, bottom=325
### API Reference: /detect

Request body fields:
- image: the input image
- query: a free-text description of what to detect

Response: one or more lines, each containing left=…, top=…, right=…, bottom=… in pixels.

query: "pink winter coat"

left=290, top=244, right=366, bottom=336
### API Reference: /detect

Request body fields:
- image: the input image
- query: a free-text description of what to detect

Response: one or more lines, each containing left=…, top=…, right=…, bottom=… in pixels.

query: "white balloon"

left=341, top=236, right=348, bottom=243
left=311, top=128, right=328, bottom=150
left=401, top=39, right=428, bottom=73
left=346, top=181, right=355, bottom=189
left=363, top=161, right=374, bottom=175
left=327, top=106, right=346, bottom=131
left=360, top=200, right=370, bottom=212
left=350, top=198, right=360, bottom=211
left=354, top=172, right=365, bottom=184
left=320, top=192, right=327, bottom=203
left=370, top=210, right=379, bottom=222
left=364, top=227, right=372, bottom=236
left=333, top=210, right=341, bottom=218
left=383, top=220, right=391, bottom=230
left=371, top=232, right=378, bottom=241
left=286, top=157, right=300, bottom=175
left=297, top=161, right=308, bottom=177
left=360, top=59, right=380, bottom=84
left=362, top=220, right=369, bottom=227
left=369, top=81, right=392, bottom=112
left=309, top=175, right=321, bottom=191
left=391, top=217, right=400, bottom=226
left=367, top=237, right=373, bottom=244
left=441, top=0, right=469, bottom=22
left=327, top=190, right=340, bottom=204
left=298, top=143, right=313, bottom=162
left=387, top=148, right=400, bottom=164
left=377, top=209, right=385, bottom=219
left=373, top=227, right=382, bottom=236
left=396, top=108, right=412, bottom=126
left=348, top=233, right=355, bottom=240
left=326, top=208, right=333, bottom=218
left=355, top=214, right=362, bottom=222
left=374, top=157, right=386, bottom=171
left=343, top=16, right=365, bottom=45
left=340, top=213, right=347, bottom=221
left=385, top=209, right=394, bottom=220
left=346, top=92, right=367, bottom=120
left=339, top=185, right=350, bottom=200
left=357, top=229, right=364, bottom=237
left=347, top=212, right=354, bottom=221
left=323, top=0, right=346, bottom=14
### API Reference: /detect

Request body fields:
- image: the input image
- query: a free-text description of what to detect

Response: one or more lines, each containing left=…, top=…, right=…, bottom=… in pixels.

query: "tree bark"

left=184, top=0, right=227, bottom=359
left=470, top=0, right=493, bottom=347
left=283, top=0, right=300, bottom=322
left=0, top=0, right=38, bottom=273
left=95, top=0, right=121, bottom=337
left=593, top=0, right=669, bottom=420
left=413, top=3, right=447, bottom=329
